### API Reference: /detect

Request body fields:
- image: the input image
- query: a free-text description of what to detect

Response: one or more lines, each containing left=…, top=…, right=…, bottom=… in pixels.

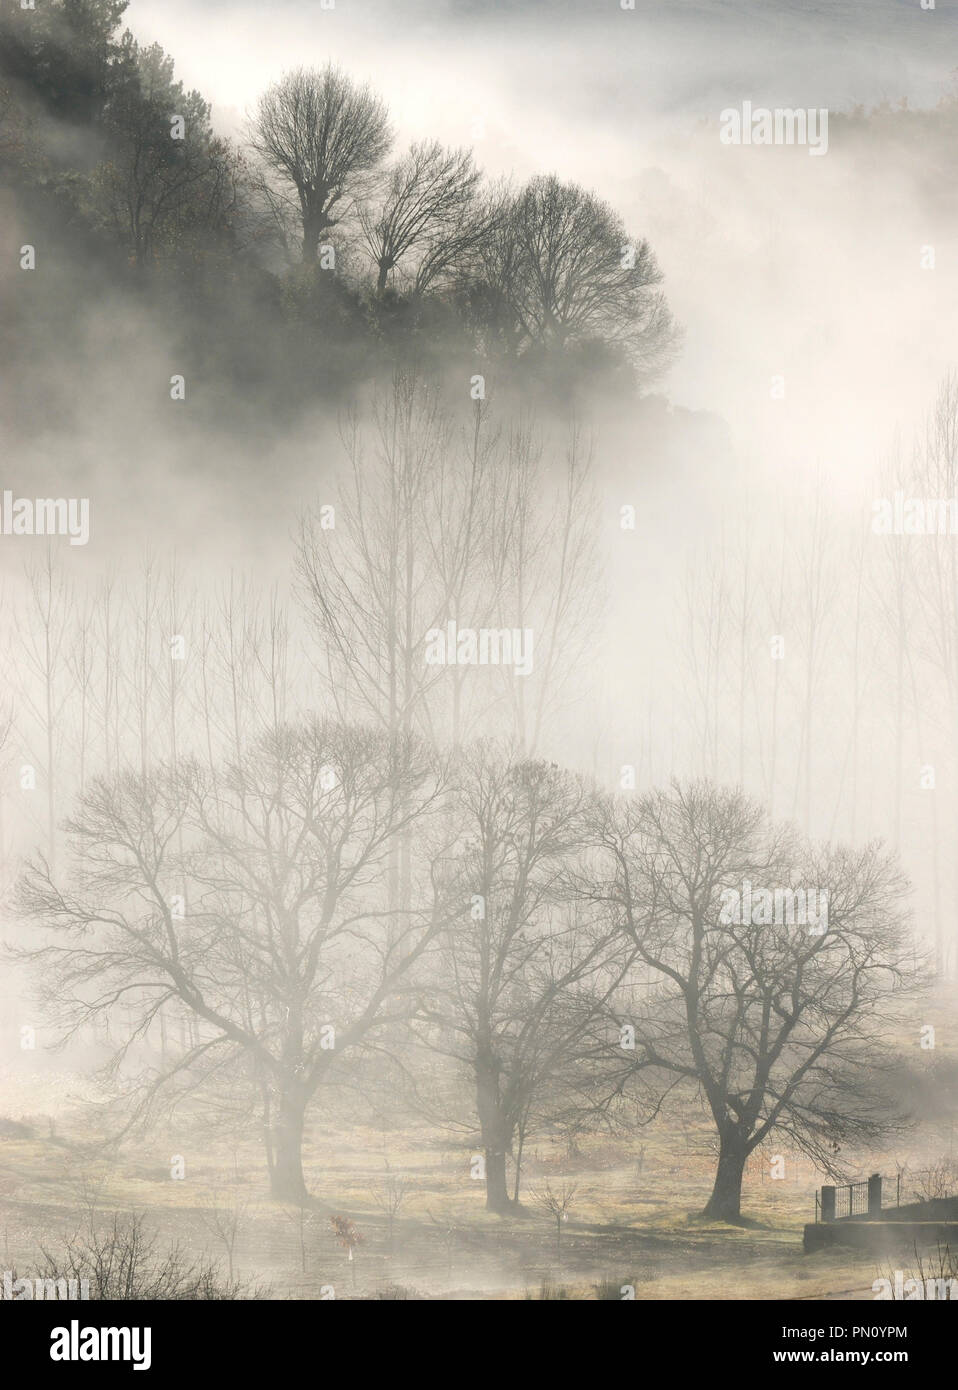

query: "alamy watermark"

left=719, top=878, right=829, bottom=935
left=872, top=491, right=958, bottom=536
left=424, top=620, right=534, bottom=676
left=50, top=1321, right=151, bottom=1371
left=873, top=1272, right=958, bottom=1300
left=720, top=102, right=828, bottom=156
left=2, top=1270, right=91, bottom=1300
left=0, top=491, right=90, bottom=545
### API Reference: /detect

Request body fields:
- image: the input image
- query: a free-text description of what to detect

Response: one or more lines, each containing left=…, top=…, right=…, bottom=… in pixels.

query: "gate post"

left=820, top=1185, right=836, bottom=1222
left=868, top=1173, right=882, bottom=1217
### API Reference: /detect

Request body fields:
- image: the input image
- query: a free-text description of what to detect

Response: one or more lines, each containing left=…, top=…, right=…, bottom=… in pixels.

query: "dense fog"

left=1, top=0, right=958, bottom=1307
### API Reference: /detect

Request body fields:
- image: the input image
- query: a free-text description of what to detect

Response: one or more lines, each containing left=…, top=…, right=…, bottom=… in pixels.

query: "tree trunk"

left=270, top=1088, right=308, bottom=1201
left=702, top=1134, right=748, bottom=1223
left=484, top=1145, right=512, bottom=1215
left=513, top=1115, right=528, bottom=1204
left=302, top=224, right=319, bottom=263
left=301, top=210, right=326, bottom=264
left=476, top=1060, right=514, bottom=1214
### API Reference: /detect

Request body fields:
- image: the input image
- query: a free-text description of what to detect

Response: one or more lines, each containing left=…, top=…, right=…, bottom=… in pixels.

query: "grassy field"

left=1, top=988, right=954, bottom=1300
left=0, top=1066, right=931, bottom=1301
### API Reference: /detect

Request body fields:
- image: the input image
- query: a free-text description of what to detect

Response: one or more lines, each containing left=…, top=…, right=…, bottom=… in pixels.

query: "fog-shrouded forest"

left=3, top=0, right=958, bottom=1312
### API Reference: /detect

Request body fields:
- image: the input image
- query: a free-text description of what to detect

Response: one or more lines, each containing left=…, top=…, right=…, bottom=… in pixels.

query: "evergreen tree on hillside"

left=0, top=0, right=131, bottom=126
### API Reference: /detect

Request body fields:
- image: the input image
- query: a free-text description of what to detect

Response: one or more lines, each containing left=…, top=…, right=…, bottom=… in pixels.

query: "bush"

left=38, top=1212, right=259, bottom=1300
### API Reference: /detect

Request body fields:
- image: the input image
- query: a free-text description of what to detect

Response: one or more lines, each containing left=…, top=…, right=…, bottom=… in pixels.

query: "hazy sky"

left=128, top=1, right=958, bottom=128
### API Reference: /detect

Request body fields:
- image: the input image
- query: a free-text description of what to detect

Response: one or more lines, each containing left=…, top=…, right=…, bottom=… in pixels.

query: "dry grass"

left=1, top=986, right=955, bottom=1300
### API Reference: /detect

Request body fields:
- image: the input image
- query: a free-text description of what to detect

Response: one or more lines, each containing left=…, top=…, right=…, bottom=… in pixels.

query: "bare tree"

left=904, top=376, right=958, bottom=972
left=15, top=719, right=448, bottom=1200
left=15, top=551, right=73, bottom=874
left=250, top=64, right=391, bottom=263
left=296, top=377, right=602, bottom=758
left=461, top=175, right=678, bottom=375
left=360, top=140, right=482, bottom=295
left=486, top=421, right=603, bottom=757
left=282, top=1196, right=315, bottom=1275
left=592, top=781, right=921, bottom=1223
left=680, top=555, right=727, bottom=783
left=420, top=748, right=625, bottom=1213
left=296, top=373, right=476, bottom=960
left=790, top=485, right=839, bottom=834
left=530, top=1180, right=577, bottom=1258
left=296, top=372, right=457, bottom=742
left=38, top=1211, right=251, bottom=1300
left=198, top=1195, right=247, bottom=1283
left=370, top=1171, right=408, bottom=1249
